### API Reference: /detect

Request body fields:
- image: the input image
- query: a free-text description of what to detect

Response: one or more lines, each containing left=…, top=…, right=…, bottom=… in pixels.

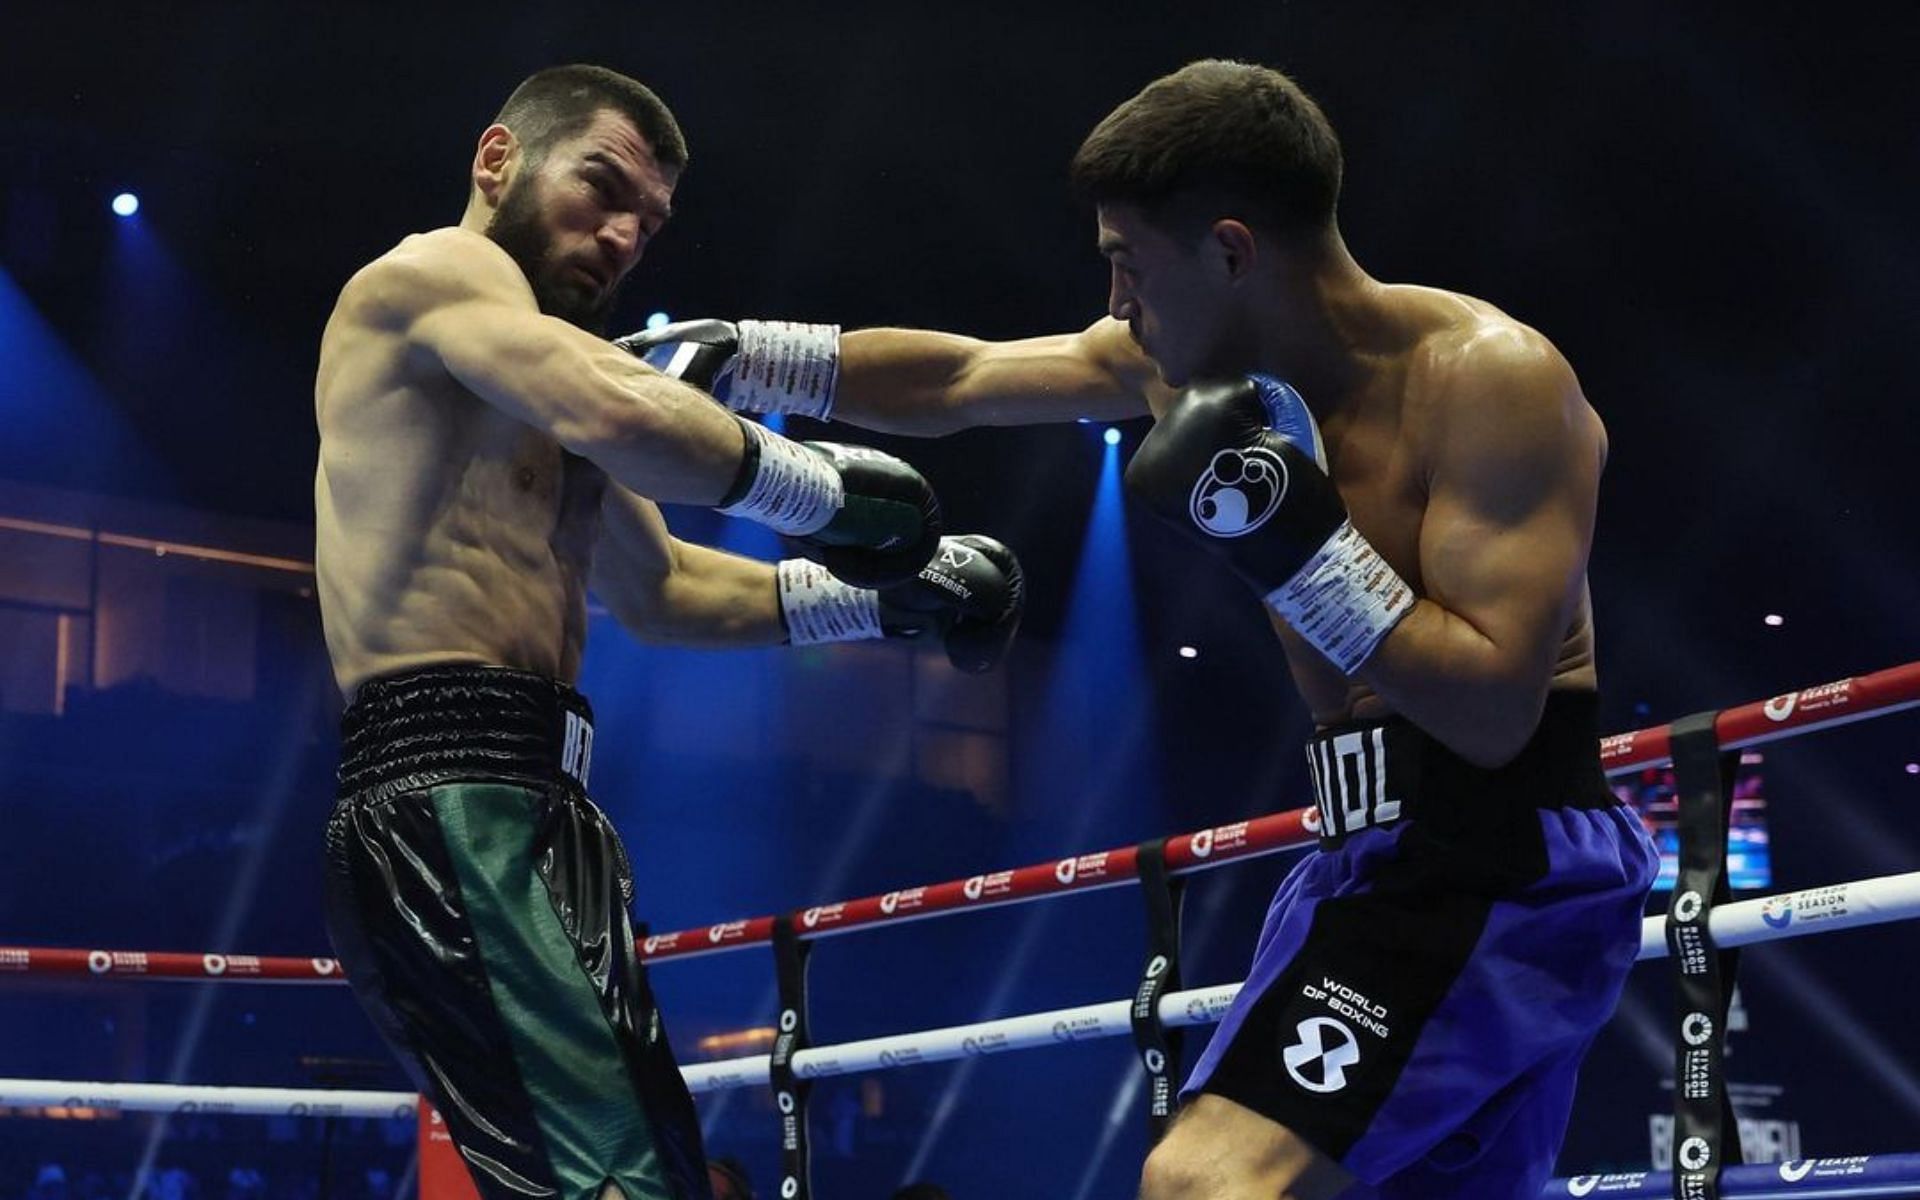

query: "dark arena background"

left=4, top=3, right=1918, bottom=1198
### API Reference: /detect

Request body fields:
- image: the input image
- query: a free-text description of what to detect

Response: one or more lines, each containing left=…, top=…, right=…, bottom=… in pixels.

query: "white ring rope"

left=13, top=871, right=1911, bottom=1110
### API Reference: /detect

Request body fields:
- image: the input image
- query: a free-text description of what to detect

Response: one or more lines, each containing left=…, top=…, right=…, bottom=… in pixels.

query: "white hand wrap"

left=778, top=559, right=882, bottom=645
left=1263, top=520, right=1415, bottom=675
left=719, top=420, right=843, bottom=535
left=731, top=320, right=840, bottom=420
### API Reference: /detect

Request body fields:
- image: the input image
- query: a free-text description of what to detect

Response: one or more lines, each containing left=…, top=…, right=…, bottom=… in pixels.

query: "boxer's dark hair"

left=495, top=64, right=688, bottom=170
left=1071, top=60, right=1341, bottom=237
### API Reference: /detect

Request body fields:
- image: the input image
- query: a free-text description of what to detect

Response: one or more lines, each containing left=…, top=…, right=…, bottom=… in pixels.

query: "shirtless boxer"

left=623, top=60, right=1658, bottom=1200
left=314, top=65, right=1021, bottom=1200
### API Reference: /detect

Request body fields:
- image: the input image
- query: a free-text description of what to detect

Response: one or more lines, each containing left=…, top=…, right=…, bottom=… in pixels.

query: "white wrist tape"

left=1263, top=520, right=1415, bottom=675
left=731, top=320, right=840, bottom=420
left=719, top=420, right=844, bottom=535
left=778, top=559, right=882, bottom=645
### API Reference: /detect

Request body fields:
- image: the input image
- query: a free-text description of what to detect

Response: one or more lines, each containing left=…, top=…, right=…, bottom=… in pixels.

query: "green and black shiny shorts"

left=324, top=665, right=710, bottom=1200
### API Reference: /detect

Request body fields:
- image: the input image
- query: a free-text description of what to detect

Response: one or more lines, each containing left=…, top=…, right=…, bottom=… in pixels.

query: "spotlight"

left=1177, top=646, right=1198, bottom=659
left=645, top=311, right=671, bottom=330
left=111, top=192, right=140, bottom=217
left=1103, top=427, right=1121, bottom=447
left=1763, top=613, right=1785, bottom=627
left=1907, top=763, right=1919, bottom=776
left=1076, top=417, right=1091, bottom=425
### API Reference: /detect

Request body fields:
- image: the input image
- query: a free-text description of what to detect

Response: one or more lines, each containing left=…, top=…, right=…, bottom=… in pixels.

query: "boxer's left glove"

left=717, top=418, right=941, bottom=588
left=1124, top=375, right=1414, bottom=674
left=776, top=535, right=1025, bottom=673
left=615, top=318, right=839, bottom=420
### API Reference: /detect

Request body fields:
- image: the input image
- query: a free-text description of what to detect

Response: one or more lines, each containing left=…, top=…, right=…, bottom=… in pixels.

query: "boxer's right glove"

left=1124, top=375, right=1414, bottom=674
left=718, top=417, right=941, bottom=588
left=615, top=318, right=839, bottom=420
left=776, top=535, right=1025, bottom=673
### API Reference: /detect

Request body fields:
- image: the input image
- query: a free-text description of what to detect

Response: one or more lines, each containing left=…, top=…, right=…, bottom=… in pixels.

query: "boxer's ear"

left=1209, top=219, right=1259, bottom=283
left=473, top=124, right=518, bottom=205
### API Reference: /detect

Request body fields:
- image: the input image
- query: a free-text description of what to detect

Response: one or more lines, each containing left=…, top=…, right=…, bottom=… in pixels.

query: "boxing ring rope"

left=7, top=660, right=1914, bottom=983
left=3, top=660, right=1918, bottom=1195
left=6, top=872, right=1916, bottom=1102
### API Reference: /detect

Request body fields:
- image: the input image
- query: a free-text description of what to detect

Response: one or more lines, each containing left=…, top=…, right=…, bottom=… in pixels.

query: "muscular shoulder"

left=333, top=227, right=533, bottom=334
left=1415, top=309, right=1603, bottom=497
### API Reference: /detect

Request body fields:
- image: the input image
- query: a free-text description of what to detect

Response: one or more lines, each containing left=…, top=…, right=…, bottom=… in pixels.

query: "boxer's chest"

left=1317, top=384, right=1431, bottom=594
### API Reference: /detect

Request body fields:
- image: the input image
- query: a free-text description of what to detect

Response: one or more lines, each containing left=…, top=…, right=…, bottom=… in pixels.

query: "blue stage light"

left=111, top=193, right=140, bottom=217
left=1103, top=427, right=1121, bottom=446
left=645, top=310, right=671, bottom=330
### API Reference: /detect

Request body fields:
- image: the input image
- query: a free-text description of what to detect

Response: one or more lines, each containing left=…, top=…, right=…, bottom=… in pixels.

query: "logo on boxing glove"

left=1188, top=448, right=1288, bottom=538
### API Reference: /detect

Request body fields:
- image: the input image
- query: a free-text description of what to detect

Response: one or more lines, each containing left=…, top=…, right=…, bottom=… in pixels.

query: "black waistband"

left=337, top=665, right=596, bottom=800
left=1304, top=690, right=1615, bottom=847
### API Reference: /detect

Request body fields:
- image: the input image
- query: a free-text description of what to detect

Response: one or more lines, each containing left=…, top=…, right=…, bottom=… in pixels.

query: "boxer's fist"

left=876, top=535, right=1025, bottom=673
left=614, top=319, right=740, bottom=395
left=1124, top=375, right=1341, bottom=594
left=616, top=318, right=838, bottom=419
left=793, top=442, right=944, bottom=588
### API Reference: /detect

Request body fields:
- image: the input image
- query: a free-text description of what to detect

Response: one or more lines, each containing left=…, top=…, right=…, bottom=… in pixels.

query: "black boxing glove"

left=776, top=535, right=1026, bottom=673
left=614, top=318, right=839, bottom=420
left=716, top=418, right=942, bottom=588
left=1124, top=375, right=1413, bottom=674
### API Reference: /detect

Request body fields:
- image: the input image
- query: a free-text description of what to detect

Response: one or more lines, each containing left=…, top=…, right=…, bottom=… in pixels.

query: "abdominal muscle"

left=315, top=343, right=598, bottom=698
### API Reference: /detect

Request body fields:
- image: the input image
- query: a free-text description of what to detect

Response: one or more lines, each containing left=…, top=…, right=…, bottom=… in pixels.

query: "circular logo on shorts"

left=203, top=955, right=227, bottom=976
left=1190, top=829, right=1215, bottom=859
left=1678, top=1137, right=1712, bottom=1171
left=1188, top=447, right=1288, bottom=538
left=1682, top=1012, right=1714, bottom=1046
left=1282, top=1016, right=1361, bottom=1094
left=964, top=875, right=985, bottom=900
left=1673, top=891, right=1704, bottom=923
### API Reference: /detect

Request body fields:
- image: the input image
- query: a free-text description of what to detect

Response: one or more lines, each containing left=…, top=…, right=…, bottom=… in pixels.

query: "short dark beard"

left=484, top=174, right=622, bottom=334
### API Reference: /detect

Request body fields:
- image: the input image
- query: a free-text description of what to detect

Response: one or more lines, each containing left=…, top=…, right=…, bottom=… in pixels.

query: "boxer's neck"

left=1249, top=230, right=1394, bottom=410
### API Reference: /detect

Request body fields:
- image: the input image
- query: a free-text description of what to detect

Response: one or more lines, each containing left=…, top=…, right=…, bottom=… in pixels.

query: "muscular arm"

left=347, top=228, right=745, bottom=501
left=833, top=318, right=1168, bottom=435
left=590, top=485, right=787, bottom=647
left=1353, top=334, right=1602, bottom=767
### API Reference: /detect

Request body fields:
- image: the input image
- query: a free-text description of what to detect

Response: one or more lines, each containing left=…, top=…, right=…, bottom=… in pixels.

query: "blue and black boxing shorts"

left=323, top=665, right=711, bottom=1200
left=1183, top=690, right=1659, bottom=1200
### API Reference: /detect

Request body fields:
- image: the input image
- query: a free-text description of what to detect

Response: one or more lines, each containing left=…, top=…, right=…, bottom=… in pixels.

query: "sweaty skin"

left=315, top=111, right=784, bottom=697
left=831, top=233, right=1600, bottom=768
